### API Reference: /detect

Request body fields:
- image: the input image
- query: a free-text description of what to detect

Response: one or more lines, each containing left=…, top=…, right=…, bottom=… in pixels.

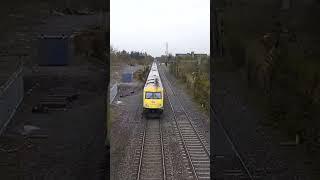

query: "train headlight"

left=144, top=103, right=149, bottom=107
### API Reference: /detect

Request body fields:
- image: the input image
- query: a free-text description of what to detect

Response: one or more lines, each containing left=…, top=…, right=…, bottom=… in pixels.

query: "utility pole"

left=165, top=42, right=168, bottom=56
left=165, top=42, right=168, bottom=62
left=165, top=42, right=168, bottom=66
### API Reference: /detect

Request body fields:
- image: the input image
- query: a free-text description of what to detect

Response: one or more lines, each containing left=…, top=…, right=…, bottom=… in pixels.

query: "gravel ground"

left=160, top=64, right=210, bottom=179
left=110, top=89, right=143, bottom=180
left=161, top=93, right=193, bottom=180
left=110, top=63, right=145, bottom=180
left=160, top=64, right=210, bottom=144
left=110, top=63, right=210, bottom=179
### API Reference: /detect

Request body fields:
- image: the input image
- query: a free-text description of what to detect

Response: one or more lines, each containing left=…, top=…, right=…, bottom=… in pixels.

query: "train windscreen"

left=145, top=92, right=153, bottom=99
left=153, top=92, right=161, bottom=99
left=145, top=92, right=162, bottom=99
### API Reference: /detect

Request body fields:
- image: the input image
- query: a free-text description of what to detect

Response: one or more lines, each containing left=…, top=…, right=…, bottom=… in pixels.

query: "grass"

left=169, top=58, right=210, bottom=112
left=133, top=65, right=150, bottom=82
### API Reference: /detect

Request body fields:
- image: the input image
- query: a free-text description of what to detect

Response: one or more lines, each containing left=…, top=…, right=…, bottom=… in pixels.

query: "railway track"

left=161, top=65, right=257, bottom=179
left=159, top=67, right=210, bottom=180
left=134, top=118, right=166, bottom=180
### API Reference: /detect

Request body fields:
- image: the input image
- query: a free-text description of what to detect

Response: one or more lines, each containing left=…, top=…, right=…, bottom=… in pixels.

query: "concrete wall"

left=110, top=83, right=118, bottom=104
left=0, top=65, right=24, bottom=135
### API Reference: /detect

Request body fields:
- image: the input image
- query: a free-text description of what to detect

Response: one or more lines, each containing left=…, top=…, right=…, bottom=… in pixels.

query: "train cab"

left=143, top=62, right=164, bottom=118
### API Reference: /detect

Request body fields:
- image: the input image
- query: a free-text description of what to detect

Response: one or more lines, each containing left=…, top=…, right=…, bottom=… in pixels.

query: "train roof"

left=144, top=62, right=162, bottom=89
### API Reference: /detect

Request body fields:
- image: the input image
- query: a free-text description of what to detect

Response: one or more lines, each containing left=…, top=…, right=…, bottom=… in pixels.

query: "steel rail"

left=162, top=64, right=253, bottom=179
left=165, top=91, right=199, bottom=180
left=160, top=67, right=211, bottom=179
left=136, top=121, right=146, bottom=180
left=161, top=69, right=210, bottom=156
left=136, top=118, right=166, bottom=180
left=159, top=121, right=166, bottom=180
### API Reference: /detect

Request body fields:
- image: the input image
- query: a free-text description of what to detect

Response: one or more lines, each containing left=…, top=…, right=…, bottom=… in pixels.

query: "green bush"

left=170, top=57, right=210, bottom=112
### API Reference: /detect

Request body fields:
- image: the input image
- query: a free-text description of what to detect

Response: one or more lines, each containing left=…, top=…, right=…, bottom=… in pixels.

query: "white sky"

left=110, top=0, right=210, bottom=57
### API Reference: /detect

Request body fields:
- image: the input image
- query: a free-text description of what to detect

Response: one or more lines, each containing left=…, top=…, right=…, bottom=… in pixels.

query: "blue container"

left=122, top=72, right=133, bottom=83
left=38, top=35, right=70, bottom=66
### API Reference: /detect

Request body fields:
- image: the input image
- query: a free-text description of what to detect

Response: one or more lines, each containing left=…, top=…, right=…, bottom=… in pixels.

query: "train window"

left=145, top=92, right=153, bottom=99
left=154, top=92, right=162, bottom=99
left=145, top=92, right=162, bottom=99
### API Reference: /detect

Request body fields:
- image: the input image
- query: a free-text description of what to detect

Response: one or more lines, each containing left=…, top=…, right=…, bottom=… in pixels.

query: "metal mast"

left=165, top=42, right=168, bottom=56
left=165, top=42, right=169, bottom=65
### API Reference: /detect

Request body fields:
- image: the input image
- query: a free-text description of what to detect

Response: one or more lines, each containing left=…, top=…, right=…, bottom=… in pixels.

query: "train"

left=143, top=61, right=164, bottom=118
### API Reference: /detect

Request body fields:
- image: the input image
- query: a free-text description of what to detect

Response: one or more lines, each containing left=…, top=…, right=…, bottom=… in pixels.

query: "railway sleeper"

left=196, top=171, right=210, bottom=176
left=186, top=143, right=203, bottom=146
left=181, top=131, right=199, bottom=134
left=190, top=152, right=208, bottom=156
left=141, top=161, right=162, bottom=166
left=140, top=169, right=163, bottom=174
left=194, top=167, right=210, bottom=171
left=178, top=126, right=194, bottom=130
left=192, top=160, right=210, bottom=164
left=190, top=155, right=210, bottom=160
left=188, top=149, right=207, bottom=153
left=193, top=165, right=210, bottom=170
left=140, top=175, right=164, bottom=179
left=188, top=146, right=206, bottom=150
left=181, top=134, right=199, bottom=138
left=143, top=158, right=162, bottom=162
left=184, top=138, right=201, bottom=142
left=196, top=176, right=211, bottom=180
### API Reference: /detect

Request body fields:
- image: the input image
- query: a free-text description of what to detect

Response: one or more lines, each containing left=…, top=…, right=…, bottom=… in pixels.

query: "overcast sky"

left=110, top=0, right=210, bottom=57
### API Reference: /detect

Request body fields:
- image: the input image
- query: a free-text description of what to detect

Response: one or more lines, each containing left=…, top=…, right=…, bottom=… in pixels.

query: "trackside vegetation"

left=169, top=55, right=210, bottom=112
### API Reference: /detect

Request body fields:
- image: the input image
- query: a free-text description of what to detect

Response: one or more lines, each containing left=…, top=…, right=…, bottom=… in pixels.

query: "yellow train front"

left=143, top=62, right=164, bottom=118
